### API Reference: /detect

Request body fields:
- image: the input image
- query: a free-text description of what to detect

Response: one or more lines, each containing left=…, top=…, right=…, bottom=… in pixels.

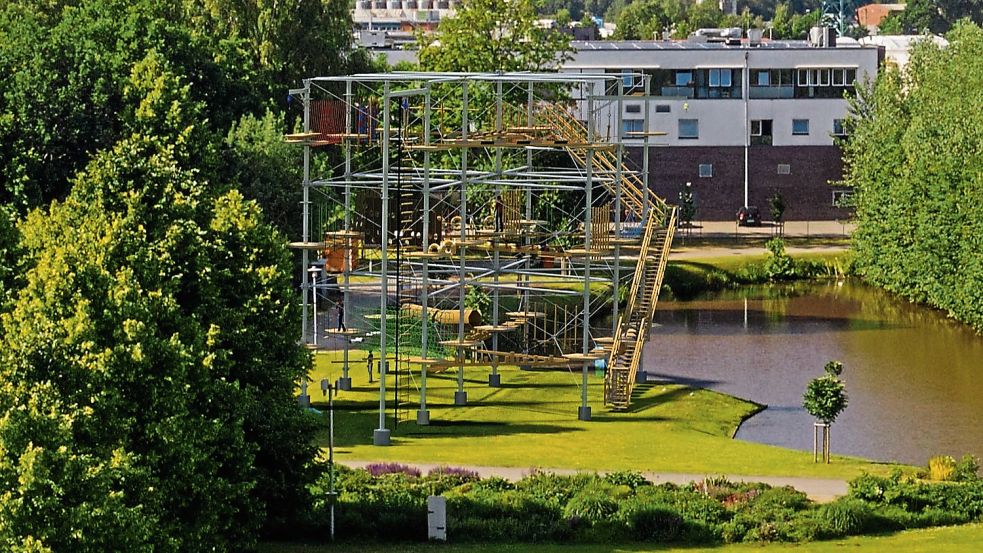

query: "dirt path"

left=340, top=460, right=848, bottom=502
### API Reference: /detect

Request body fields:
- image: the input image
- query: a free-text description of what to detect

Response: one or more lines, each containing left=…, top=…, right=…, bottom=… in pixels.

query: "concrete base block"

left=337, top=377, right=352, bottom=391
left=454, top=390, right=468, bottom=406
left=635, top=371, right=648, bottom=384
left=297, top=394, right=310, bottom=408
left=416, top=409, right=430, bottom=426
left=373, top=428, right=391, bottom=446
left=578, top=406, right=592, bottom=421
left=488, top=373, right=501, bottom=387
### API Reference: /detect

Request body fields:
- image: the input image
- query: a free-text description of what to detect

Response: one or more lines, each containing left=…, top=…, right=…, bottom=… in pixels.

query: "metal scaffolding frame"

left=287, top=72, right=676, bottom=446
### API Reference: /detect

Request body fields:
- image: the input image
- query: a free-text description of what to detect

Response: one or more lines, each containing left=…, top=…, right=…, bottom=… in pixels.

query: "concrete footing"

left=454, top=391, right=468, bottom=406
left=337, top=377, right=352, bottom=391
left=416, top=409, right=430, bottom=425
left=488, top=373, right=501, bottom=387
left=578, top=406, right=592, bottom=421
left=373, top=428, right=391, bottom=446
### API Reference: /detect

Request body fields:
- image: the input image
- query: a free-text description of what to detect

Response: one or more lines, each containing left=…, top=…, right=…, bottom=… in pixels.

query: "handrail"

left=504, top=101, right=676, bottom=410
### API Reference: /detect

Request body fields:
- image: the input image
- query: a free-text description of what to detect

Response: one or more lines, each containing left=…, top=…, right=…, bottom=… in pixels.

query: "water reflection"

left=645, top=279, right=983, bottom=465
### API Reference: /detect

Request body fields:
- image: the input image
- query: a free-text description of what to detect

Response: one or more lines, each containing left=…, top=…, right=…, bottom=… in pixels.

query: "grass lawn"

left=308, top=350, right=896, bottom=479
left=261, top=523, right=983, bottom=552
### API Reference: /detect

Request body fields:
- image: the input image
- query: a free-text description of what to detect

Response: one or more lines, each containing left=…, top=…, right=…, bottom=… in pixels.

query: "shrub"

left=928, top=455, right=957, bottom=481
left=604, top=470, right=650, bottom=490
left=954, top=454, right=981, bottom=482
left=817, top=498, right=871, bottom=537
left=516, top=472, right=597, bottom=507
left=563, top=486, right=620, bottom=525
left=428, top=465, right=480, bottom=480
left=364, top=462, right=422, bottom=478
left=629, top=505, right=684, bottom=541
left=446, top=488, right=565, bottom=542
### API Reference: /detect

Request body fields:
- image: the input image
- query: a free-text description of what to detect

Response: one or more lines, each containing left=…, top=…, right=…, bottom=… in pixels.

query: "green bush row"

left=304, top=467, right=982, bottom=545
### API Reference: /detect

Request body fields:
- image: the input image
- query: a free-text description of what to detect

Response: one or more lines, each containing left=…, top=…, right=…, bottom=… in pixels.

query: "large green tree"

left=0, top=0, right=258, bottom=211
left=844, top=22, right=983, bottom=330
left=613, top=0, right=685, bottom=40
left=419, top=0, right=573, bottom=72
left=0, top=135, right=317, bottom=550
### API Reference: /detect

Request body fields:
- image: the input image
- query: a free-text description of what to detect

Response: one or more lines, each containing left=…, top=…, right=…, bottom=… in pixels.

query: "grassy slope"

left=261, top=524, right=983, bottom=552
left=310, top=350, right=893, bottom=479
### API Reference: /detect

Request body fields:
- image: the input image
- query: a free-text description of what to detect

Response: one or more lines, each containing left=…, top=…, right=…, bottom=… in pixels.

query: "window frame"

left=777, top=163, right=791, bottom=175
left=678, top=118, right=699, bottom=140
left=699, top=163, right=713, bottom=178
left=792, top=119, right=810, bottom=136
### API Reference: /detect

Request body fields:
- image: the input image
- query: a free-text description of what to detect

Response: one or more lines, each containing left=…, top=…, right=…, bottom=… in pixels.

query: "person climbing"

left=337, top=299, right=346, bottom=331
left=494, top=195, right=504, bottom=233
left=366, top=351, right=374, bottom=383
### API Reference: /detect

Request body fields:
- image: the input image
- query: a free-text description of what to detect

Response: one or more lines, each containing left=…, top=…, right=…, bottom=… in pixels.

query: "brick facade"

left=629, top=145, right=853, bottom=221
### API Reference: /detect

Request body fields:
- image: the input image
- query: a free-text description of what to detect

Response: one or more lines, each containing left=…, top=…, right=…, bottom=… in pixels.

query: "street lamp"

left=320, top=378, right=336, bottom=541
left=308, top=265, right=321, bottom=346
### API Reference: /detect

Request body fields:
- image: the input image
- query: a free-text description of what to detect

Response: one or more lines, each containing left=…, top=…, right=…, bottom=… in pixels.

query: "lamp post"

left=320, top=378, right=336, bottom=541
left=308, top=265, right=321, bottom=346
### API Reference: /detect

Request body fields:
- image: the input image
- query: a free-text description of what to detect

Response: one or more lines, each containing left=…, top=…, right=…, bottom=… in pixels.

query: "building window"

left=832, top=69, right=845, bottom=86
left=777, top=164, right=791, bottom=175
left=655, top=104, right=671, bottom=113
left=707, top=68, right=732, bottom=87
left=751, top=119, right=773, bottom=145
left=622, top=119, right=643, bottom=134
left=675, top=71, right=693, bottom=86
left=678, top=119, right=699, bottom=139
left=832, top=190, right=854, bottom=207
left=792, top=119, right=810, bottom=135
left=832, top=119, right=847, bottom=137
left=754, top=70, right=770, bottom=86
left=626, top=104, right=641, bottom=114
left=699, top=164, right=713, bottom=178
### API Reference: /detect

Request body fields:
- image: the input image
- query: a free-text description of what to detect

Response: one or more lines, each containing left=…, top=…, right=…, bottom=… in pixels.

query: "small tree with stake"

left=803, top=361, right=848, bottom=463
left=769, top=191, right=786, bottom=235
left=678, top=182, right=696, bottom=235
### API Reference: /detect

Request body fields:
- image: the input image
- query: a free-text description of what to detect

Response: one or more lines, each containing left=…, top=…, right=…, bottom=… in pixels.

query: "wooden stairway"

left=530, top=103, right=677, bottom=410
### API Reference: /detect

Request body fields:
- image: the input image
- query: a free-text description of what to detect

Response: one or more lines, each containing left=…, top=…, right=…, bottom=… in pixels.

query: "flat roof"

left=571, top=40, right=873, bottom=51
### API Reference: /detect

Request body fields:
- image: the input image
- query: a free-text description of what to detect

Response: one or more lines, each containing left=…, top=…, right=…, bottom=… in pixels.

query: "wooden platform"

left=506, top=311, right=546, bottom=319
left=473, top=324, right=518, bottom=333
left=324, top=328, right=361, bottom=336
left=563, top=352, right=607, bottom=361
left=288, top=241, right=325, bottom=250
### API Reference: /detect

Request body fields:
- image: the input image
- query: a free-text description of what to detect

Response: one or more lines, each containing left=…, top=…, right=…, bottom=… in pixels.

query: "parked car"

left=736, top=206, right=762, bottom=227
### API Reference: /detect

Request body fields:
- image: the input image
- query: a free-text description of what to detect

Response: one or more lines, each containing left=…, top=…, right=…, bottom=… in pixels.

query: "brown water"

left=644, top=280, right=983, bottom=465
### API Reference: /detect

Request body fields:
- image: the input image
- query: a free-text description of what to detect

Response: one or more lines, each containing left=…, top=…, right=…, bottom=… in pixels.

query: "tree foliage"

left=419, top=0, right=573, bottom=72
left=843, top=22, right=983, bottom=331
left=803, top=361, right=848, bottom=424
left=0, top=137, right=317, bottom=550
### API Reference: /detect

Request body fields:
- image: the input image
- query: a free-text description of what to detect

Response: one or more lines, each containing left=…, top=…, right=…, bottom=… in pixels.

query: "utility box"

left=427, top=495, right=447, bottom=541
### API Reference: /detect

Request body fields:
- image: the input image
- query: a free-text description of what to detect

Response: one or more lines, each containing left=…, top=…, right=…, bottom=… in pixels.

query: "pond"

left=644, top=280, right=983, bottom=466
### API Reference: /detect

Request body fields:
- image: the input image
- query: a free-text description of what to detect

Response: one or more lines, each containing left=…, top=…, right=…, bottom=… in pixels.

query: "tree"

left=678, top=182, right=696, bottom=227
left=419, top=0, right=573, bottom=72
left=0, top=0, right=259, bottom=211
left=803, top=361, right=848, bottom=463
left=0, top=207, right=22, bottom=310
left=221, top=110, right=304, bottom=240
left=769, top=191, right=786, bottom=224
left=614, top=0, right=684, bottom=40
left=843, top=22, right=983, bottom=331
left=771, top=3, right=794, bottom=39
left=0, top=136, right=317, bottom=549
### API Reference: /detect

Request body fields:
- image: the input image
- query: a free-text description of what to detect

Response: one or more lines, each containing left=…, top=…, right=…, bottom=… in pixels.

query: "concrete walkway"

left=340, top=460, right=848, bottom=502
left=680, top=220, right=855, bottom=239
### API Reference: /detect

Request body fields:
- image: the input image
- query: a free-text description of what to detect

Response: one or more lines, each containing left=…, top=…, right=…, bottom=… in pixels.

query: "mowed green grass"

left=261, top=524, right=983, bottom=553
left=308, top=350, right=895, bottom=479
